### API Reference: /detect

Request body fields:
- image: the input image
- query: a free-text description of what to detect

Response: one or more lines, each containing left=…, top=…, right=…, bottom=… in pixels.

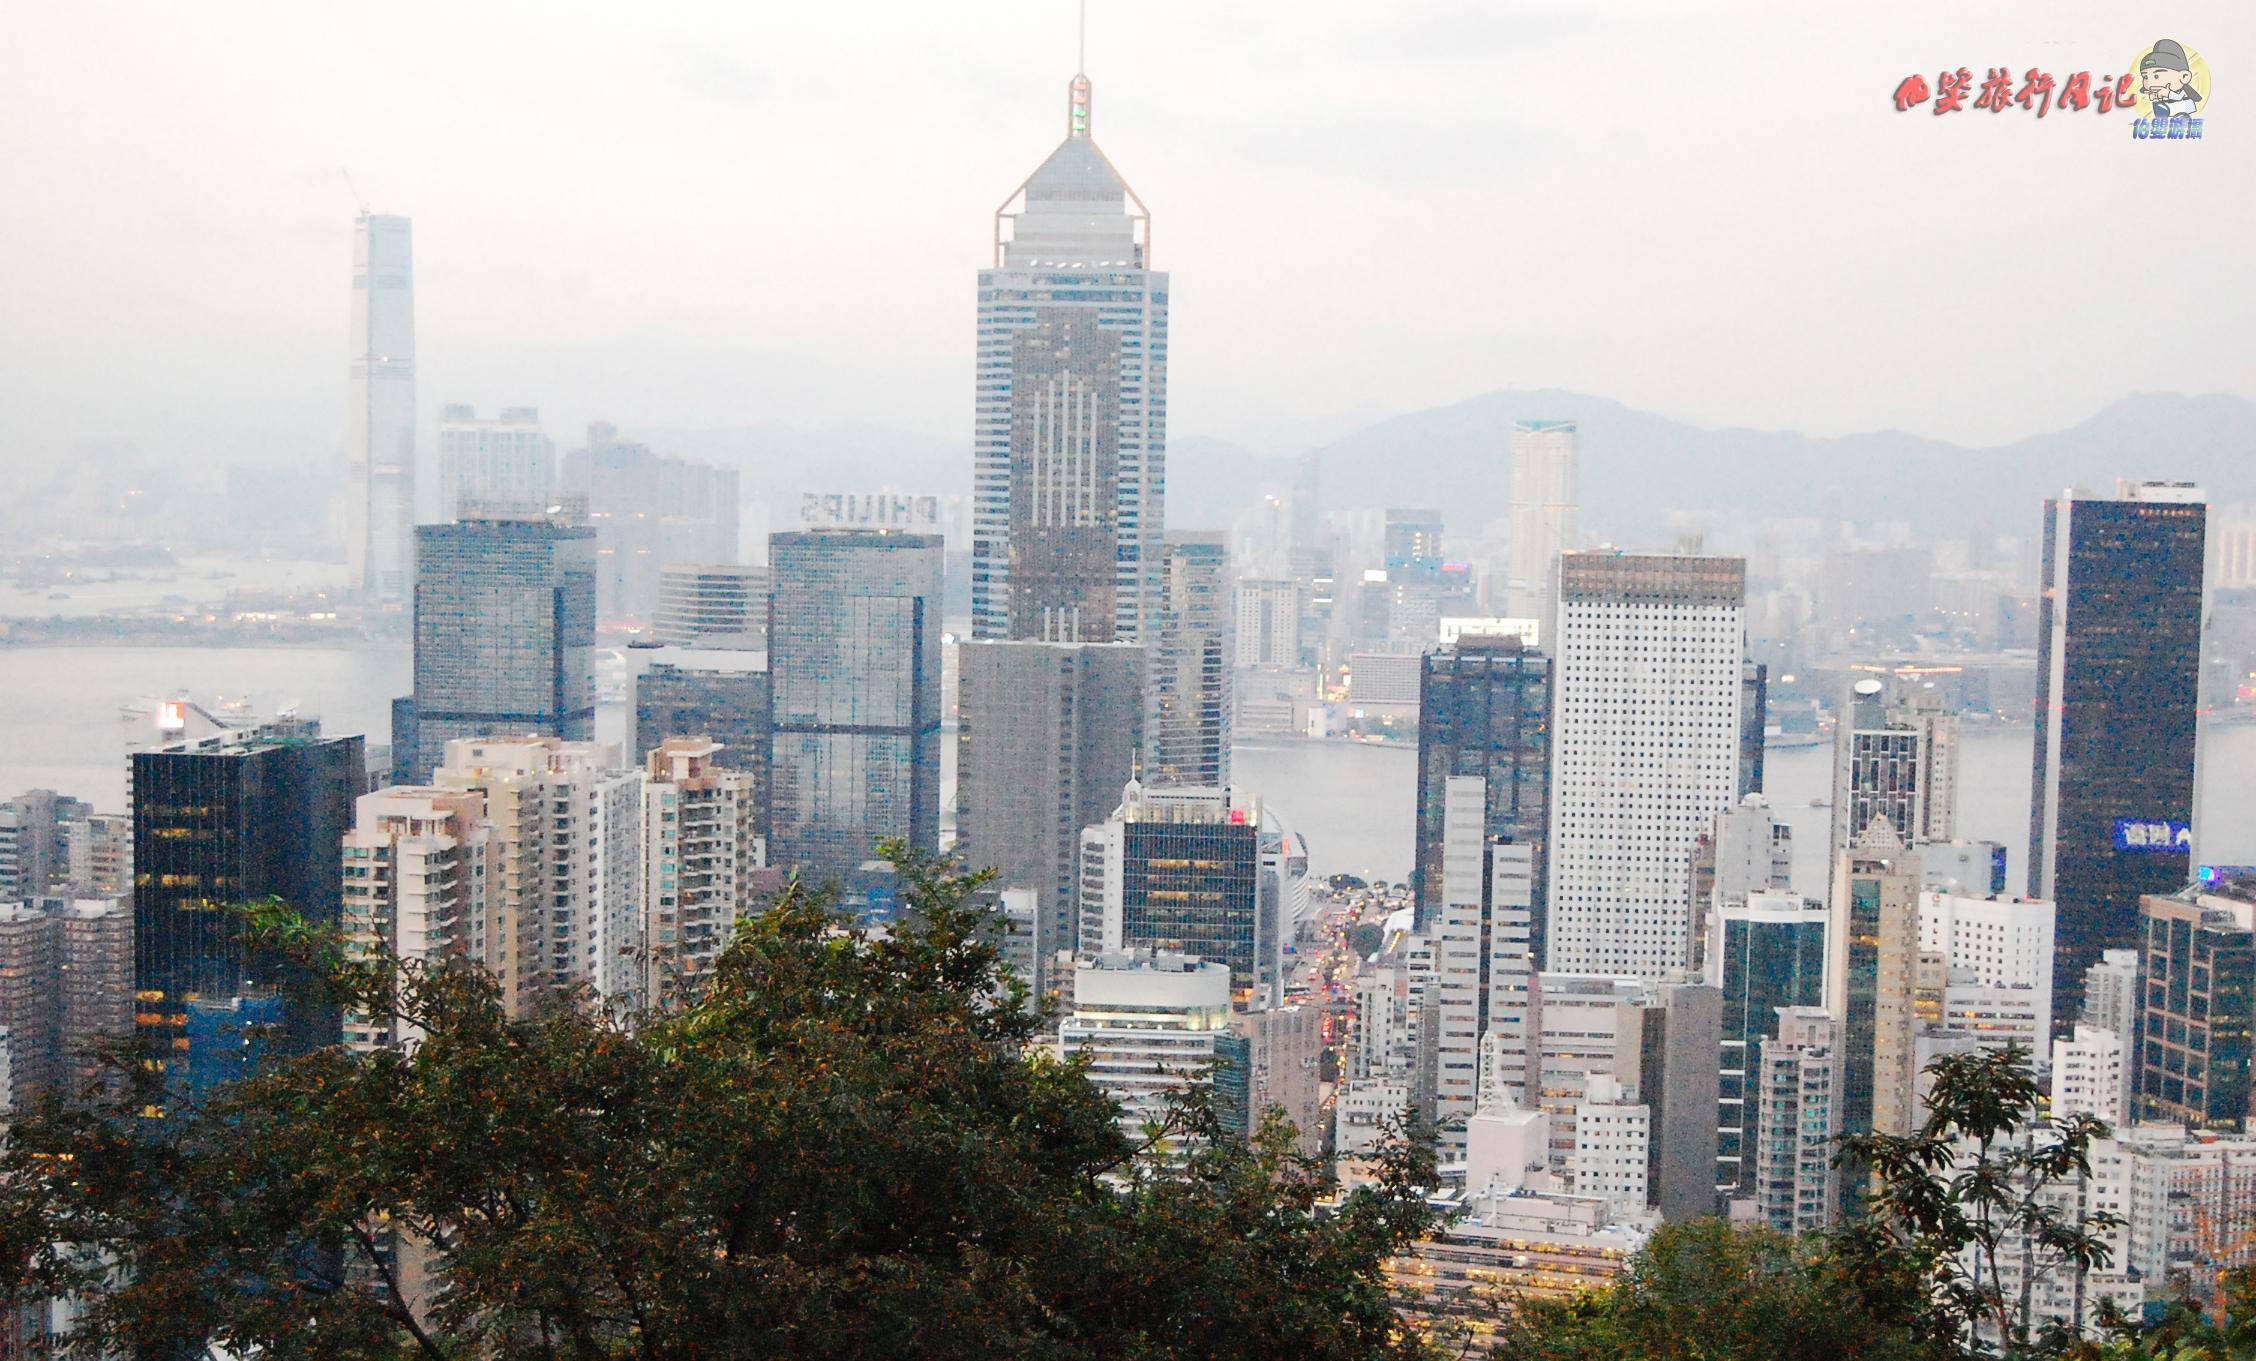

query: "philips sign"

left=800, top=492, right=939, bottom=530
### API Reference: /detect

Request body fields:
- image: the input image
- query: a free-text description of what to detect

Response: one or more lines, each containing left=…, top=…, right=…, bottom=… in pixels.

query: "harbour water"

left=5, top=643, right=2252, bottom=901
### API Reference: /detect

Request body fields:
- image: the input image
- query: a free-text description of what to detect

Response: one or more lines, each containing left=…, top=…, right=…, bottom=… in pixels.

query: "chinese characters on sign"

left=2114, top=818, right=2194, bottom=853
left=1893, top=68, right=2135, bottom=116
left=1891, top=38, right=2210, bottom=140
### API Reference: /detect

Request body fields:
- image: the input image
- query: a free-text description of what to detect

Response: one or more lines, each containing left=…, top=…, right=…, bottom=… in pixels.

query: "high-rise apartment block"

left=132, top=720, right=364, bottom=1102
left=1233, top=579, right=1300, bottom=669
left=340, top=787, right=493, bottom=1050
left=1413, top=637, right=1549, bottom=937
left=1547, top=553, right=1745, bottom=976
left=437, top=405, right=555, bottom=518
left=640, top=739, right=761, bottom=1009
left=2136, top=884, right=2254, bottom=1131
left=975, top=72, right=1166, bottom=646
left=767, top=529, right=944, bottom=885
left=431, top=737, right=642, bottom=1010
left=654, top=565, right=769, bottom=648
left=1830, top=675, right=1958, bottom=869
left=956, top=639, right=1143, bottom=988
left=1917, top=891, right=2056, bottom=1047
left=0, top=897, right=133, bottom=1109
left=1505, top=420, right=1578, bottom=622
left=0, top=790, right=88, bottom=901
left=2052, top=1024, right=2133, bottom=1127
left=1150, top=534, right=1231, bottom=787
left=1754, top=1007, right=1841, bottom=1234
left=347, top=212, right=416, bottom=604
left=2031, top=483, right=2206, bottom=1024
left=390, top=511, right=597, bottom=786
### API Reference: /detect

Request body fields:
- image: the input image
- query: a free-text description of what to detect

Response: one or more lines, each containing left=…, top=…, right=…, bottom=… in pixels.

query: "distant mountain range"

left=651, top=389, right=2256, bottom=542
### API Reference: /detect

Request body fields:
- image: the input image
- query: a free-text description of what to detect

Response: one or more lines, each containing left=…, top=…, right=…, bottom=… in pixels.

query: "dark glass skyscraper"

left=2030, top=484, right=2206, bottom=1025
left=390, top=511, right=597, bottom=785
left=1413, top=636, right=1550, bottom=938
left=767, top=529, right=944, bottom=885
left=2135, top=885, right=2254, bottom=1131
left=1712, top=892, right=1827, bottom=1202
left=132, top=720, right=362, bottom=1104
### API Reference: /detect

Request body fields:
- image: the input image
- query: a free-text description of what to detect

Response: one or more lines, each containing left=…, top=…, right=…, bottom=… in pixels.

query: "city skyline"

left=5, top=4, right=2251, bottom=481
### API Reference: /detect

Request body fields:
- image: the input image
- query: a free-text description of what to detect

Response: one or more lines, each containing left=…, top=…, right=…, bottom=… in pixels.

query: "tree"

left=1834, top=1043, right=2121, bottom=1359
left=1485, top=1218, right=1951, bottom=1361
left=0, top=850, right=1440, bottom=1359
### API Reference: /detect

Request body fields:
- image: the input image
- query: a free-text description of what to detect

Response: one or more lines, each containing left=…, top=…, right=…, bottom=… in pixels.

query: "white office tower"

left=1234, top=579, right=1301, bottom=668
left=1432, top=776, right=1539, bottom=1151
left=1506, top=420, right=1578, bottom=622
left=1058, top=951, right=1232, bottom=1148
left=1754, top=1007, right=1840, bottom=1234
left=640, top=738, right=761, bottom=1010
left=341, top=788, right=494, bottom=1050
left=1548, top=553, right=1745, bottom=976
left=1829, top=675, right=1959, bottom=871
left=437, top=405, right=555, bottom=518
left=975, top=69, right=1167, bottom=645
left=1534, top=974, right=1649, bottom=1175
left=2051, top=1025, right=2132, bottom=1126
left=2082, top=948, right=2141, bottom=1034
left=347, top=211, right=416, bottom=604
left=432, top=736, right=642, bottom=1014
left=1919, top=891, right=2057, bottom=1052
left=1568, top=1074, right=1651, bottom=1213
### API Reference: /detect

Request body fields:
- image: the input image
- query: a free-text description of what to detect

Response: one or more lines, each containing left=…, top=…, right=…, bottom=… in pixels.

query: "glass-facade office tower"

left=2136, top=885, right=2254, bottom=1132
left=1413, top=636, right=1550, bottom=939
left=1831, top=675, right=1958, bottom=872
left=631, top=655, right=770, bottom=791
left=974, top=71, right=1167, bottom=645
left=1547, top=553, right=1745, bottom=976
left=767, top=529, right=943, bottom=885
left=956, top=639, right=1144, bottom=985
left=2030, top=483, right=2206, bottom=1025
left=1711, top=891, right=1828, bottom=1204
left=1150, top=533, right=1232, bottom=787
left=132, top=721, right=363, bottom=1105
left=1506, top=420, right=1578, bottom=622
left=390, top=512, right=598, bottom=786
left=346, top=212, right=416, bottom=604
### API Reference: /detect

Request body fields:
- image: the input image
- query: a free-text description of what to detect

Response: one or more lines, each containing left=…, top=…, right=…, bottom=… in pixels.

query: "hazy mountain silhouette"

left=646, top=390, right=2255, bottom=541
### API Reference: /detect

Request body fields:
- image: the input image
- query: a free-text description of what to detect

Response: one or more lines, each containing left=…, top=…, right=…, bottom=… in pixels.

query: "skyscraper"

left=1547, top=553, right=1745, bottom=976
left=347, top=211, right=416, bottom=604
left=956, top=639, right=1144, bottom=988
left=340, top=787, right=492, bottom=1050
left=974, top=70, right=1167, bottom=645
left=1506, top=420, right=1578, bottom=623
left=1431, top=776, right=1540, bottom=1149
left=436, top=405, right=555, bottom=519
left=654, top=565, right=769, bottom=648
left=569, top=423, right=740, bottom=626
left=1710, top=890, right=1827, bottom=1206
left=1830, top=675, right=1958, bottom=871
left=1413, top=636, right=1550, bottom=936
left=389, top=510, right=598, bottom=786
left=132, top=720, right=363, bottom=1103
left=640, top=739, right=761, bottom=1009
left=1150, top=533, right=1231, bottom=787
left=1079, top=783, right=1278, bottom=1008
left=2030, top=483, right=2206, bottom=1025
left=630, top=652, right=770, bottom=793
left=2135, top=884, right=2254, bottom=1132
left=1754, top=1007, right=1840, bottom=1234
left=1828, top=821, right=1922, bottom=1155
left=767, top=529, right=943, bottom=885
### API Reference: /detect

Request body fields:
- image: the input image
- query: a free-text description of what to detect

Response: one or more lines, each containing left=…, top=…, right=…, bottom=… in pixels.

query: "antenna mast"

left=340, top=168, right=368, bottom=217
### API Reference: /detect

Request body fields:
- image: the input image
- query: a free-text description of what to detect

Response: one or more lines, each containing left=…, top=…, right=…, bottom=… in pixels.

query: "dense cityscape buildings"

left=7, top=24, right=2256, bottom=1355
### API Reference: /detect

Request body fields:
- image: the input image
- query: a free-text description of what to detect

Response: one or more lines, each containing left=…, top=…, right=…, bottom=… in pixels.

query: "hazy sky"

left=4, top=1, right=2251, bottom=472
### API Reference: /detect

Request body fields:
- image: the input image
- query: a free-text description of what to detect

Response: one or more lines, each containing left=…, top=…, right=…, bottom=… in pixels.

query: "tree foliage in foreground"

left=0, top=851, right=1440, bottom=1359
